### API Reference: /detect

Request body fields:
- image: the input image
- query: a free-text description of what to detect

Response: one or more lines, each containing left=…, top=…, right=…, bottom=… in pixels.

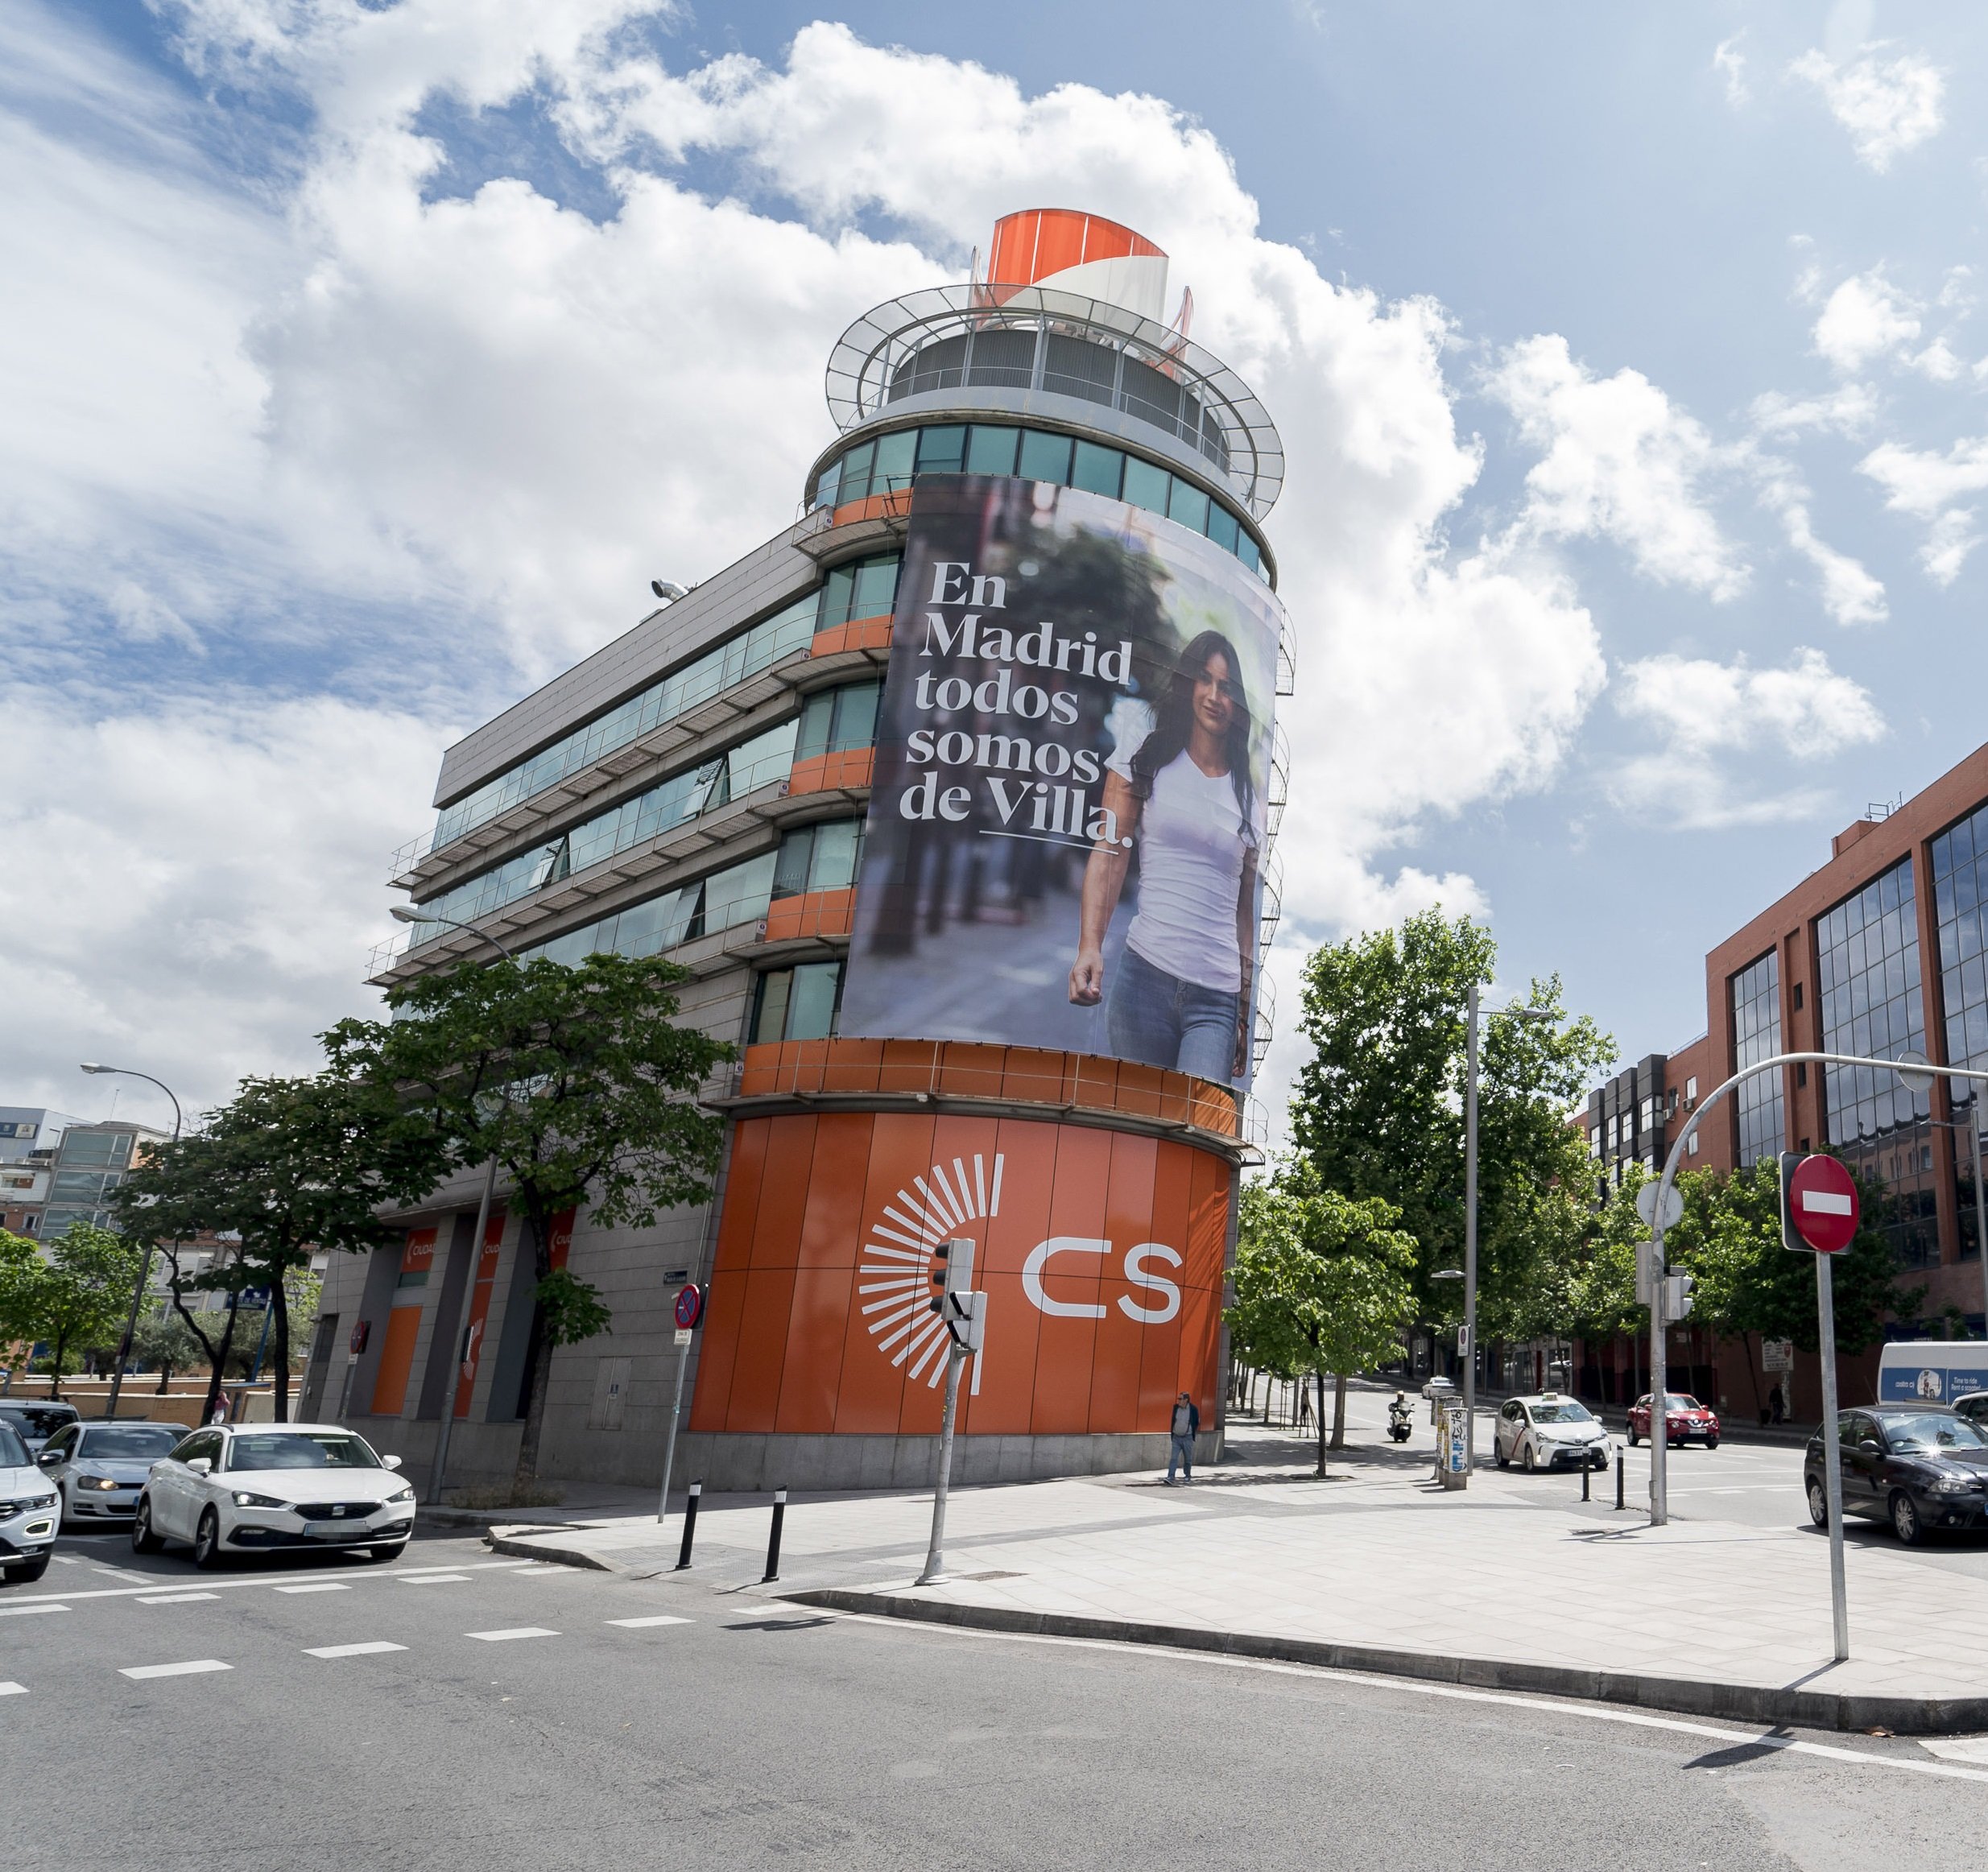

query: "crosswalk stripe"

left=605, top=1614, right=692, bottom=1628
left=399, top=1573, right=470, bottom=1585
left=466, top=1626, right=559, bottom=1642
left=138, top=1593, right=219, bottom=1605
left=305, top=1642, right=407, bottom=1659
left=120, top=1659, right=231, bottom=1680
left=0, top=1682, right=27, bottom=1696
left=275, top=1583, right=350, bottom=1594
left=0, top=1604, right=67, bottom=1618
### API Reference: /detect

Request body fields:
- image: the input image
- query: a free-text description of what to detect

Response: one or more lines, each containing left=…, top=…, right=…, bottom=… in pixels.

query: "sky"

left=6, top=0, right=1986, bottom=1143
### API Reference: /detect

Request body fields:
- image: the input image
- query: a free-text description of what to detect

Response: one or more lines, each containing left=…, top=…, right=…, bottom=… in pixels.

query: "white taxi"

left=1494, top=1393, right=1612, bottom=1473
left=134, top=1424, right=415, bottom=1569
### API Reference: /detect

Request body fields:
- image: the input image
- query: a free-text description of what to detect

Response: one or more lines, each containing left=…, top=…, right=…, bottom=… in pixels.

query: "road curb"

left=787, top=1587, right=1988, bottom=1736
left=481, top=1530, right=621, bottom=1572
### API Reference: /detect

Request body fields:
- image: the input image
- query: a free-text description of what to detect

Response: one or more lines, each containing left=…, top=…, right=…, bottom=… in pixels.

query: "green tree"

left=112, top=1073, right=447, bottom=1423
left=1226, top=1165, right=1417, bottom=1475
left=127, top=1310, right=205, bottom=1394
left=1566, top=1165, right=1647, bottom=1345
left=330, top=952, right=733, bottom=1490
left=1287, top=910, right=1613, bottom=1330
left=0, top=1224, right=143, bottom=1399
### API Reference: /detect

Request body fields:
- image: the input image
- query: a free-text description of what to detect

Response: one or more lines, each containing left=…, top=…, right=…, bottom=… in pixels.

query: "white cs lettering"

left=1021, top=1238, right=1184, bottom=1323
left=1117, top=1243, right=1181, bottom=1324
left=1022, top=1237, right=1109, bottom=1318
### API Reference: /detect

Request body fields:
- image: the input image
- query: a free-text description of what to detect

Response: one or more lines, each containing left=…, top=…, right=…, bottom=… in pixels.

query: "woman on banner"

left=1067, top=630, right=1263, bottom=1082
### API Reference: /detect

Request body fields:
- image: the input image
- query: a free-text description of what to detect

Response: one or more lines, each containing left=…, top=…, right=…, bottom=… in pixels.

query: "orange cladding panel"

left=369, top=1306, right=423, bottom=1418
left=701, top=1109, right=1231, bottom=1444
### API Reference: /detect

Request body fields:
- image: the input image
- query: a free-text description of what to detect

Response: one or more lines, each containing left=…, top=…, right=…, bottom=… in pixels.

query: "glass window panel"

left=1122, top=457, right=1170, bottom=515
left=806, top=817, right=862, bottom=891
left=752, top=970, right=792, bottom=1047
left=813, top=455, right=841, bottom=509
left=915, top=426, right=967, bottom=474
left=796, top=690, right=835, bottom=764
left=1235, top=533, right=1263, bottom=575
left=771, top=827, right=813, bottom=900
left=1070, top=440, right=1125, bottom=498
left=1167, top=479, right=1210, bottom=533
left=852, top=556, right=900, bottom=620
left=965, top=425, right=1019, bottom=476
left=1205, top=504, right=1240, bottom=553
left=873, top=429, right=916, bottom=491
left=786, top=962, right=841, bottom=1041
left=830, top=680, right=880, bottom=753
left=1018, top=429, right=1073, bottom=485
left=701, top=852, right=776, bottom=932
left=837, top=440, right=875, bottom=502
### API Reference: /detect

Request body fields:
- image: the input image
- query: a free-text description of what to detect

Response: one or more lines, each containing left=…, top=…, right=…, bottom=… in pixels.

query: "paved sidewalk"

left=483, top=1403, right=1988, bottom=1734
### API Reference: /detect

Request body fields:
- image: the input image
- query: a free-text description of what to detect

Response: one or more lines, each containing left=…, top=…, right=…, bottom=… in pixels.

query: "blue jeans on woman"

left=1108, top=943, right=1242, bottom=1081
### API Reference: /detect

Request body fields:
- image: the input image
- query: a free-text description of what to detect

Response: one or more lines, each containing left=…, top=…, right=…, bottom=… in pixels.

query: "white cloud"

left=1792, top=44, right=1945, bottom=173
left=1811, top=269, right=1961, bottom=380
left=1713, top=35, right=1749, bottom=107
left=1747, top=383, right=1878, bottom=440
left=0, top=687, right=448, bottom=1114
left=1487, top=334, right=1748, bottom=599
left=1612, top=648, right=1885, bottom=828
left=1754, top=465, right=1887, bottom=626
left=1858, top=436, right=1988, bottom=584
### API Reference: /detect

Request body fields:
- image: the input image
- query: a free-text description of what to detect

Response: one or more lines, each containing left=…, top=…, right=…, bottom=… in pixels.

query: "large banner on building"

left=841, top=476, right=1283, bottom=1088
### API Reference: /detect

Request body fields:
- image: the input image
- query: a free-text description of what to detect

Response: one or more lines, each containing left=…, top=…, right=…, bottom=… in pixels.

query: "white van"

left=1877, top=1341, right=1988, bottom=1405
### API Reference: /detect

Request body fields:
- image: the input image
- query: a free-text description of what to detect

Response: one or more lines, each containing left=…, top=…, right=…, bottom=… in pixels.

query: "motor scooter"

left=1387, top=1398, right=1412, bottom=1443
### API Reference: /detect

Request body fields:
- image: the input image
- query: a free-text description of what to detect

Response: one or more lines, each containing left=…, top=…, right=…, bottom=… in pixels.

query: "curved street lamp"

left=77, top=1064, right=182, bottom=1424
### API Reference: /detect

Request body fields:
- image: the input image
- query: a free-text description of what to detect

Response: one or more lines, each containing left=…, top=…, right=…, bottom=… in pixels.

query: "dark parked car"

left=1804, top=1405, right=1988, bottom=1543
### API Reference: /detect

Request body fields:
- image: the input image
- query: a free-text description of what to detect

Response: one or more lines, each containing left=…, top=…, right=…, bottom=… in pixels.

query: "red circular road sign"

left=1789, top=1155, right=1859, bottom=1254
left=673, top=1283, right=704, bottom=1329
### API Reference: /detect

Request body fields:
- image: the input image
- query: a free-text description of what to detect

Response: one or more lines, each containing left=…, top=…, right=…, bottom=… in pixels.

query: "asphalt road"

left=6, top=1524, right=1985, bottom=1871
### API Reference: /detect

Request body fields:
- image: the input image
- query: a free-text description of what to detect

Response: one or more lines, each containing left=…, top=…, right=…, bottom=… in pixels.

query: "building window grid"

left=1932, top=804, right=1988, bottom=1258
left=1816, top=856, right=1938, bottom=1269
left=1731, top=949, right=1783, bottom=1170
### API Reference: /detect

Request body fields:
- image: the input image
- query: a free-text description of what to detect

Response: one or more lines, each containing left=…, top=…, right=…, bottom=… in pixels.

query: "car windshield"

left=1883, top=1414, right=1988, bottom=1453
left=2, top=1406, right=77, bottom=1436
left=225, top=1432, right=382, bottom=1472
left=79, top=1426, right=182, bottom=1461
left=1665, top=1395, right=1703, bottom=1411
left=1530, top=1402, right=1593, bottom=1424
left=0, top=1425, right=28, bottom=1469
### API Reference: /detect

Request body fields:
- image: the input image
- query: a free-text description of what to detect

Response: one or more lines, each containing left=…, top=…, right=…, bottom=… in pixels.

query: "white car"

left=1494, top=1393, right=1612, bottom=1473
left=37, top=1420, right=184, bottom=1530
left=1420, top=1376, right=1457, bottom=1402
left=133, top=1424, right=415, bottom=1569
left=0, top=1419, right=58, bottom=1585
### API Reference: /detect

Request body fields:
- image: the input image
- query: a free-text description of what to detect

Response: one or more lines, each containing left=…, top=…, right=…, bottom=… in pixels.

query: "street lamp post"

left=389, top=906, right=515, bottom=1505
left=78, top=1064, right=181, bottom=1424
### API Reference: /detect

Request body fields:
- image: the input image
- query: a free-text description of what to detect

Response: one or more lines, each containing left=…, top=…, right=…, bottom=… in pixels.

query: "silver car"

left=0, top=1420, right=58, bottom=1585
left=0, top=1400, right=81, bottom=1457
left=37, top=1421, right=185, bottom=1530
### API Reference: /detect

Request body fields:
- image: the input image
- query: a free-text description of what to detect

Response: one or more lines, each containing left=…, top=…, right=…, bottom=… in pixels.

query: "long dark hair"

left=1127, top=629, right=1255, bottom=838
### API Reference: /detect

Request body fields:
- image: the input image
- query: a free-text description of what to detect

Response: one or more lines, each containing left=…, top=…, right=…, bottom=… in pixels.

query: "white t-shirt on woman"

left=1108, top=718, right=1258, bottom=993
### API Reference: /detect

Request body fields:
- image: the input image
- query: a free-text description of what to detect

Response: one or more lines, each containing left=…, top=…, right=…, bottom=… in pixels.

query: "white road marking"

left=466, top=1626, right=559, bottom=1642
left=119, top=1659, right=232, bottom=1680
left=833, top=1614, right=1988, bottom=1785
left=729, top=1604, right=787, bottom=1617
left=91, top=1565, right=149, bottom=1583
left=305, top=1642, right=408, bottom=1659
left=399, top=1573, right=470, bottom=1585
left=1922, top=1736, right=1988, bottom=1763
left=137, top=1593, right=218, bottom=1605
left=605, top=1614, right=691, bottom=1628
left=52, top=1555, right=79, bottom=1564
left=275, top=1582, right=350, bottom=1594
left=470, top=1561, right=545, bottom=1572
left=0, top=1683, right=25, bottom=1696
left=0, top=1604, right=67, bottom=1618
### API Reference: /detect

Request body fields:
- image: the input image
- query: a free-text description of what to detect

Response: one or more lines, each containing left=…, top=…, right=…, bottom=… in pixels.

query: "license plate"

left=311, top=1521, right=368, bottom=1537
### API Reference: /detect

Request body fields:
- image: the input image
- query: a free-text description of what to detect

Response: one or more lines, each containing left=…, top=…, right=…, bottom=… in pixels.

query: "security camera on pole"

left=915, top=1238, right=986, bottom=1588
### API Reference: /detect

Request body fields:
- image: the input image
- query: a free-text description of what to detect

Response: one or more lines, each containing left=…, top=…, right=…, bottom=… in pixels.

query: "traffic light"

left=928, top=1237, right=977, bottom=1312
left=1664, top=1271, right=1695, bottom=1320
left=1778, top=1151, right=1803, bottom=1252
left=1635, top=1239, right=1659, bottom=1308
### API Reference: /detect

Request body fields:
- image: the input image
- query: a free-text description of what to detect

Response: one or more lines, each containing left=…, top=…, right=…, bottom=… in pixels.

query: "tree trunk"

left=202, top=1296, right=242, bottom=1424
left=48, top=1334, right=67, bottom=1399
left=156, top=1360, right=172, bottom=1396
left=271, top=1271, right=292, bottom=1424
left=1314, top=1370, right=1329, bottom=1478
left=1740, top=1330, right=1765, bottom=1422
left=1329, top=1370, right=1349, bottom=1450
left=510, top=1214, right=555, bottom=1492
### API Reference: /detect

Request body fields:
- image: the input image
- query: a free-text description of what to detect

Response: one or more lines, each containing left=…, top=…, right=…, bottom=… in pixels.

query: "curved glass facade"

left=812, top=421, right=1266, bottom=579
left=1730, top=949, right=1783, bottom=1171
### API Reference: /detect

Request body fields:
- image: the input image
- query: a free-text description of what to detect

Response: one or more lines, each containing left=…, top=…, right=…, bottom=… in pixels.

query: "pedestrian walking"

left=1167, top=1392, right=1200, bottom=1485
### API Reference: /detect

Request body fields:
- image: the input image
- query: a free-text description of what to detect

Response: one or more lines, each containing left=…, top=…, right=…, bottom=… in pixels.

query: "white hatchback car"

left=0, top=1419, right=59, bottom=1585
left=1494, top=1393, right=1612, bottom=1473
left=134, top=1424, right=415, bottom=1569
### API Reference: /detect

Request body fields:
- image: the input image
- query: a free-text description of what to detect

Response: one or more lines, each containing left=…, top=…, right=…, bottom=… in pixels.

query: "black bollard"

left=763, top=1486, right=787, bottom=1583
left=673, top=1480, right=702, bottom=1570
left=1614, top=1449, right=1626, bottom=1511
left=1582, top=1461, right=1591, bottom=1502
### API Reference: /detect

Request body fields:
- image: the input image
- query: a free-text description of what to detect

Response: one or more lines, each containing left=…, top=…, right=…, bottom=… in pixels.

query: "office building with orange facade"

left=1577, top=742, right=1988, bottom=1423
left=309, top=210, right=1291, bottom=1490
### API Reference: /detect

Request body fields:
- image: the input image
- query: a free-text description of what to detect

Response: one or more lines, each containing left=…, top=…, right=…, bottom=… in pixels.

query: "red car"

left=1626, top=1392, right=1720, bottom=1448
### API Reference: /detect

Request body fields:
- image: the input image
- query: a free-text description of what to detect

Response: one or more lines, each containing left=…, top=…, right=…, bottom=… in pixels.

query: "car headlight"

left=79, top=1475, right=125, bottom=1492
left=0, top=1493, right=59, bottom=1516
left=1928, top=1475, right=1975, bottom=1494
left=231, top=1490, right=290, bottom=1510
left=384, top=1486, right=414, bottom=1505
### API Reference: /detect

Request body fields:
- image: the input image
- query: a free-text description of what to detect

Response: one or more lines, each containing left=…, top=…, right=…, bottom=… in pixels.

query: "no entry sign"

left=1788, top=1155, right=1859, bottom=1254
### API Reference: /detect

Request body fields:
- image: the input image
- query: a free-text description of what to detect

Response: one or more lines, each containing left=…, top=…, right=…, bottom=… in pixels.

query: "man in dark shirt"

left=1167, top=1392, right=1201, bottom=1485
